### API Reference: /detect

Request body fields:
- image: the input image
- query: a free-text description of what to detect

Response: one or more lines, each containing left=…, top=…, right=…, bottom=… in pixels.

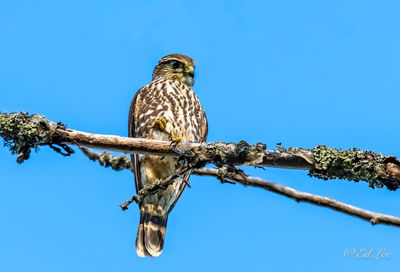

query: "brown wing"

left=200, top=110, right=208, bottom=142
left=128, top=87, right=145, bottom=193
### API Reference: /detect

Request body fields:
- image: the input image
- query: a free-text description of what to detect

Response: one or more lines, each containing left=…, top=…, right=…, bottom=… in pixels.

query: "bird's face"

left=152, top=54, right=195, bottom=86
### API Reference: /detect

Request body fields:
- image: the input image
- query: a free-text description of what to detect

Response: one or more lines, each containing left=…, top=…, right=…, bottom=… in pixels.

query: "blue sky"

left=1, top=1, right=400, bottom=271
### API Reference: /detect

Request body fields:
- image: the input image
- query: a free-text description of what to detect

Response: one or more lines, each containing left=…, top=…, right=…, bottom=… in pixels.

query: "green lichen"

left=203, top=142, right=233, bottom=165
left=201, top=141, right=266, bottom=167
left=235, top=141, right=266, bottom=165
left=97, top=152, right=132, bottom=171
left=309, top=145, right=388, bottom=188
left=0, top=112, right=51, bottom=163
left=81, top=147, right=132, bottom=171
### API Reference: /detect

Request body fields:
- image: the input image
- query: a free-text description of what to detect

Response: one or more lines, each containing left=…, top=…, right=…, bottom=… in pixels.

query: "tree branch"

left=1, top=111, right=400, bottom=190
left=1, top=111, right=400, bottom=228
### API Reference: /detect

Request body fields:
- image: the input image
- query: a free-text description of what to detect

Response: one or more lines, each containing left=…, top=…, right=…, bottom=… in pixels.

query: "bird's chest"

left=149, top=84, right=201, bottom=142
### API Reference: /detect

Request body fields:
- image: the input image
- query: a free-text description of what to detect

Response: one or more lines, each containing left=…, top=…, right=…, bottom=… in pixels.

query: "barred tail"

left=136, top=212, right=168, bottom=257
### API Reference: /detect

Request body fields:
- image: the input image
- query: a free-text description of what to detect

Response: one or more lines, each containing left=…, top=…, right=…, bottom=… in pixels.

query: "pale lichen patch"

left=309, top=145, right=388, bottom=189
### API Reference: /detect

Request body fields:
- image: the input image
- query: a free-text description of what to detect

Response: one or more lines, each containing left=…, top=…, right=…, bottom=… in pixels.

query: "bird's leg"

left=169, top=132, right=182, bottom=156
left=153, top=117, right=181, bottom=143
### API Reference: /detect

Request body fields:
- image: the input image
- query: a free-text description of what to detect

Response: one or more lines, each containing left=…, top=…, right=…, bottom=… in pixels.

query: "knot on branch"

left=0, top=112, right=60, bottom=163
left=382, top=157, right=400, bottom=191
left=309, top=145, right=388, bottom=189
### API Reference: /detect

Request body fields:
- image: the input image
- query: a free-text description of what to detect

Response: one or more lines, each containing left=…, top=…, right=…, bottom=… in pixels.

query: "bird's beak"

left=185, top=65, right=194, bottom=77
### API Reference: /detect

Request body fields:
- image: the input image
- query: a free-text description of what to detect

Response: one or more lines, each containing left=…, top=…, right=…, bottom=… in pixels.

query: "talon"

left=169, top=133, right=182, bottom=155
left=153, top=117, right=168, bottom=132
left=167, top=131, right=182, bottom=143
left=183, top=178, right=191, bottom=188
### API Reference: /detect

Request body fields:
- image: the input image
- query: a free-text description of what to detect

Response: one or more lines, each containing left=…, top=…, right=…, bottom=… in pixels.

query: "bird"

left=128, top=54, right=208, bottom=257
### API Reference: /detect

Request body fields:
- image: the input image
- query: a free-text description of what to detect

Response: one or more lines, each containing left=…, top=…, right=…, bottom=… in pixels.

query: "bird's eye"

left=170, top=61, right=181, bottom=69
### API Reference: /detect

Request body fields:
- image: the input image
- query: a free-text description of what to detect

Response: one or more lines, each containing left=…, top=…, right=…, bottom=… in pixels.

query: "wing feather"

left=128, top=87, right=145, bottom=192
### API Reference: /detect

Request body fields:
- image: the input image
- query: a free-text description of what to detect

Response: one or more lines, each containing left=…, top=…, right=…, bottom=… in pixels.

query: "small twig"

left=120, top=196, right=138, bottom=211
left=120, top=167, right=191, bottom=211
left=48, top=144, right=74, bottom=156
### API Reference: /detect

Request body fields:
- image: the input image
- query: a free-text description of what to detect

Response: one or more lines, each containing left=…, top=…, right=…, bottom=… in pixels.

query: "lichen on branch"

left=197, top=141, right=267, bottom=167
left=0, top=112, right=54, bottom=162
left=79, top=147, right=132, bottom=171
left=310, top=145, right=399, bottom=190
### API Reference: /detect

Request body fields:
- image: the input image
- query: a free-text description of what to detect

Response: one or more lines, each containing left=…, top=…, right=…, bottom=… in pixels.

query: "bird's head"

left=152, top=54, right=195, bottom=86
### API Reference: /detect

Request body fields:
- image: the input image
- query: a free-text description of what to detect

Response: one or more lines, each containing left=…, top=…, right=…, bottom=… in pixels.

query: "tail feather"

left=136, top=213, right=168, bottom=257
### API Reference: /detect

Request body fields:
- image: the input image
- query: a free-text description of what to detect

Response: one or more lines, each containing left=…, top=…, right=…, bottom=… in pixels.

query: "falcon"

left=128, top=54, right=208, bottom=257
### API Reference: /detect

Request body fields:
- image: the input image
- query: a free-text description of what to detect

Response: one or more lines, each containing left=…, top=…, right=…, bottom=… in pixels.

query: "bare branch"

left=194, top=168, right=400, bottom=228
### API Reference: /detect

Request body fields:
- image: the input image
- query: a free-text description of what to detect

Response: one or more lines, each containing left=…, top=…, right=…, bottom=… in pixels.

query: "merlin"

left=128, top=54, right=208, bottom=257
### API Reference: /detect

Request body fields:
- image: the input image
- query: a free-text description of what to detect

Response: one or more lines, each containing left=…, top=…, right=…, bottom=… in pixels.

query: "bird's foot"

left=169, top=133, right=183, bottom=154
left=153, top=117, right=168, bottom=132
left=169, top=132, right=182, bottom=143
